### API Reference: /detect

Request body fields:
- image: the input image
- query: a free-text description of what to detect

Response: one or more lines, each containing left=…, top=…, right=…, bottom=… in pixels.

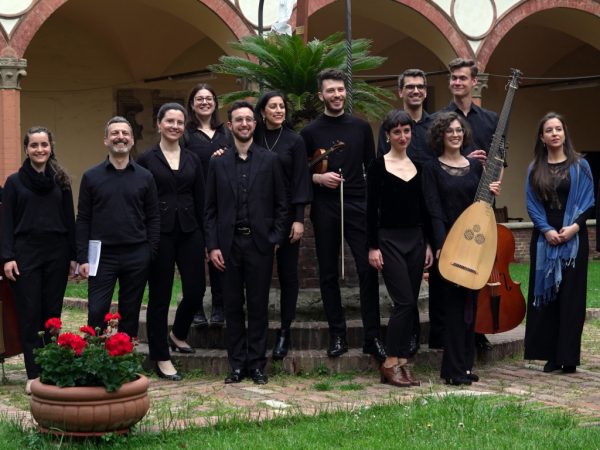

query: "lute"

left=438, top=69, right=522, bottom=290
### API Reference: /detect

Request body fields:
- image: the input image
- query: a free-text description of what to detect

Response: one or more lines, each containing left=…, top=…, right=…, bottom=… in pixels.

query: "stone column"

left=472, top=72, right=489, bottom=107
left=0, top=57, right=27, bottom=183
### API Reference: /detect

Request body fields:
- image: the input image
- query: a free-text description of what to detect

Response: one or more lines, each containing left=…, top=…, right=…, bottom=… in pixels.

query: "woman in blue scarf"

left=524, top=112, right=594, bottom=374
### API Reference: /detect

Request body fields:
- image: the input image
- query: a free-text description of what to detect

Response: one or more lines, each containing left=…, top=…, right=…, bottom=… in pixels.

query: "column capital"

left=472, top=73, right=489, bottom=99
left=0, top=57, right=27, bottom=89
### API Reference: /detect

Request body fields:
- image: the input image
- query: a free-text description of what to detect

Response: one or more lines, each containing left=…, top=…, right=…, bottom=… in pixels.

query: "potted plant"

left=29, top=313, right=150, bottom=436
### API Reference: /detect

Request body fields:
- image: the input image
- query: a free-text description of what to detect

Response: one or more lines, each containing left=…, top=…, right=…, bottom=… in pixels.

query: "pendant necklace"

left=264, top=127, right=283, bottom=152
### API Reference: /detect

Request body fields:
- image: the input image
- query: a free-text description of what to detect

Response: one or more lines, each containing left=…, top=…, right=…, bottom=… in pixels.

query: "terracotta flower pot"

left=30, top=374, right=150, bottom=436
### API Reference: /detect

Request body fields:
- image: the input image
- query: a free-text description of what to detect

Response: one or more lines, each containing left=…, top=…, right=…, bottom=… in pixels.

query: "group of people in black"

left=2, top=57, right=594, bottom=393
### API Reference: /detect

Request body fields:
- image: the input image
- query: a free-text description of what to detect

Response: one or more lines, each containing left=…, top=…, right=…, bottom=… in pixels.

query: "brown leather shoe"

left=379, top=364, right=410, bottom=387
left=399, top=364, right=420, bottom=386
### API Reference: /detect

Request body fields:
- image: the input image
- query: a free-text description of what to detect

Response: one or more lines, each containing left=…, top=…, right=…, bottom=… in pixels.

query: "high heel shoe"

left=399, top=364, right=420, bottom=386
left=168, top=334, right=195, bottom=354
left=379, top=364, right=411, bottom=387
left=155, top=363, right=182, bottom=381
left=272, top=329, right=291, bottom=360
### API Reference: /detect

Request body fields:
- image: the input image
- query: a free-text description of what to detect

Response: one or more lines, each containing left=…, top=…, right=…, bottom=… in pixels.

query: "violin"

left=308, top=141, right=345, bottom=174
left=475, top=224, right=526, bottom=334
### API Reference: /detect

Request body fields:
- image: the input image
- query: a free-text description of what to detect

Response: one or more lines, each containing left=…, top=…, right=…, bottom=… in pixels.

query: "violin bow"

left=339, top=168, right=345, bottom=280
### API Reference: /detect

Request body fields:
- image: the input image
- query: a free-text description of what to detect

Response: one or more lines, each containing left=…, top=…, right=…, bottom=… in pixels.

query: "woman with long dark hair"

left=254, top=91, right=311, bottom=359
left=137, top=103, right=206, bottom=380
left=2, top=127, right=76, bottom=394
left=183, top=83, right=228, bottom=327
left=367, top=110, right=432, bottom=387
left=524, top=112, right=594, bottom=374
left=422, top=112, right=500, bottom=386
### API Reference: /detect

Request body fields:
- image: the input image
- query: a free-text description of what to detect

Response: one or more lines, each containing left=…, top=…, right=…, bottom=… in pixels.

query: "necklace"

left=264, top=127, right=283, bottom=152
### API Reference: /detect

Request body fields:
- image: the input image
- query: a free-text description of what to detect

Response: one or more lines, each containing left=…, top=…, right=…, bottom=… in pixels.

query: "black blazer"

left=205, top=143, right=288, bottom=258
left=137, top=144, right=205, bottom=234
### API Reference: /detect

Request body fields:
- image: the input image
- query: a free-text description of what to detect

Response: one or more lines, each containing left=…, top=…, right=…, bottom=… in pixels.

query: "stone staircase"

left=136, top=285, right=525, bottom=375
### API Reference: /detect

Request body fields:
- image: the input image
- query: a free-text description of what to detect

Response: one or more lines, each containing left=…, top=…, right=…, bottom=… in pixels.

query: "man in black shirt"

left=439, top=58, right=499, bottom=162
left=76, top=116, right=159, bottom=338
left=205, top=101, right=287, bottom=385
left=377, top=68, right=434, bottom=167
left=301, top=68, right=385, bottom=362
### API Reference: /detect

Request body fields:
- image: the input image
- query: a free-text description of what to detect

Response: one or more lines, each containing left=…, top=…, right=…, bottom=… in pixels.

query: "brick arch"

left=477, top=0, right=600, bottom=69
left=4, top=0, right=253, bottom=58
left=308, top=0, right=472, bottom=59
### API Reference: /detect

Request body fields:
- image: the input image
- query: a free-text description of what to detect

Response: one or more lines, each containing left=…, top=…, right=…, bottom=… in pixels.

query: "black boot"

left=272, top=329, right=291, bottom=360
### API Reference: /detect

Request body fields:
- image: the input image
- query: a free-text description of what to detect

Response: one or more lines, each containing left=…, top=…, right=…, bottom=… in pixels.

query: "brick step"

left=137, top=312, right=432, bottom=350
left=139, top=325, right=525, bottom=376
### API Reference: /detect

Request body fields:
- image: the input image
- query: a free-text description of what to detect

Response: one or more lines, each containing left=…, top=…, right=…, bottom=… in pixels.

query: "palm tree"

left=209, top=32, right=393, bottom=128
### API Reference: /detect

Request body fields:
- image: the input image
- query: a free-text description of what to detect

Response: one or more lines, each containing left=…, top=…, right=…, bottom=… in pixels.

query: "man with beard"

left=376, top=68, right=434, bottom=167
left=205, top=101, right=287, bottom=385
left=76, top=116, right=160, bottom=337
left=301, top=68, right=385, bottom=362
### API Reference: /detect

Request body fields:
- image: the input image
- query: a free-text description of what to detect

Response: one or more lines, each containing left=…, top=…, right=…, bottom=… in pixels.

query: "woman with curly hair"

left=1, top=127, right=76, bottom=394
left=422, top=112, right=500, bottom=385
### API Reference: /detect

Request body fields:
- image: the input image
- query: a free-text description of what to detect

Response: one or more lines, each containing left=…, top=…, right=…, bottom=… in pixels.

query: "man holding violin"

left=301, top=68, right=385, bottom=362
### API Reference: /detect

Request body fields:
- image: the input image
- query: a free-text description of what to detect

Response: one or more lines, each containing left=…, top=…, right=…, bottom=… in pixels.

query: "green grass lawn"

left=6, top=395, right=600, bottom=449
left=509, top=260, right=600, bottom=308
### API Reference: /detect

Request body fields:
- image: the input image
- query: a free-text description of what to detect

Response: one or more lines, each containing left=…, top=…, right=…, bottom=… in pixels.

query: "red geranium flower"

left=57, top=332, right=87, bottom=355
left=45, top=318, right=62, bottom=331
left=105, top=332, right=133, bottom=356
left=104, top=312, right=122, bottom=322
left=80, top=325, right=96, bottom=337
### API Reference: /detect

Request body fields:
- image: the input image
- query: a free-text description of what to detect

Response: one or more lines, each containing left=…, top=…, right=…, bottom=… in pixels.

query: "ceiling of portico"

left=22, top=0, right=242, bottom=90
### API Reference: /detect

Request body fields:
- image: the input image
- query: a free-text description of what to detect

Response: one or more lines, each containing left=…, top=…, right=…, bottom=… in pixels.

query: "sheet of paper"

left=88, top=240, right=102, bottom=277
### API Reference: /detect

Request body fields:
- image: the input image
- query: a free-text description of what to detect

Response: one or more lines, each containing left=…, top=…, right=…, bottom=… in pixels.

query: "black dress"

left=366, top=157, right=428, bottom=357
left=422, top=158, right=483, bottom=380
left=524, top=161, right=593, bottom=366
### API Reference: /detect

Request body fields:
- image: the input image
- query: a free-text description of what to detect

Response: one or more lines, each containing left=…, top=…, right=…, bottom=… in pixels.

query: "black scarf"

left=18, top=158, right=56, bottom=194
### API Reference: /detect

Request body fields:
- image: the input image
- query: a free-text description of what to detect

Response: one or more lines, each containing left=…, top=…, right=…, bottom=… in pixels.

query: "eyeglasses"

left=232, top=116, right=255, bottom=124
left=445, top=127, right=464, bottom=135
left=194, top=96, right=214, bottom=103
left=403, top=84, right=426, bottom=91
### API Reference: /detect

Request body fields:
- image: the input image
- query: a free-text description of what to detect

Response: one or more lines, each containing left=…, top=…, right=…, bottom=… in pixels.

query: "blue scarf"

left=526, top=159, right=594, bottom=307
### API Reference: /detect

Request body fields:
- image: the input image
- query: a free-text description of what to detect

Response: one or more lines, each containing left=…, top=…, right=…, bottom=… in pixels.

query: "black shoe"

left=475, top=334, right=493, bottom=351
left=168, top=334, right=196, bottom=354
left=155, top=363, right=182, bottom=381
left=466, top=371, right=479, bottom=382
left=249, top=368, right=268, bottom=385
left=224, top=369, right=246, bottom=384
left=327, top=336, right=348, bottom=357
left=562, top=365, right=576, bottom=374
left=445, top=377, right=472, bottom=386
left=210, top=308, right=225, bottom=327
left=363, top=338, right=387, bottom=363
left=272, top=329, right=291, bottom=360
left=543, top=361, right=561, bottom=373
left=192, top=312, right=208, bottom=327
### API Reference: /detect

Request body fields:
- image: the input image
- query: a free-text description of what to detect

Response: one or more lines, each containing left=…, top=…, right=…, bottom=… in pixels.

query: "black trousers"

left=222, top=234, right=274, bottom=372
left=310, top=195, right=380, bottom=341
left=147, top=225, right=205, bottom=361
left=440, top=283, right=477, bottom=380
left=88, top=243, right=151, bottom=338
left=427, top=260, right=445, bottom=348
left=206, top=261, right=224, bottom=312
left=276, top=228, right=300, bottom=329
left=12, top=233, right=70, bottom=379
left=379, top=228, right=425, bottom=358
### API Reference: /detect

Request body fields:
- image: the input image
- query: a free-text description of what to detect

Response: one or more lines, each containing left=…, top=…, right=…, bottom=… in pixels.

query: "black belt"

left=235, top=226, right=252, bottom=236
